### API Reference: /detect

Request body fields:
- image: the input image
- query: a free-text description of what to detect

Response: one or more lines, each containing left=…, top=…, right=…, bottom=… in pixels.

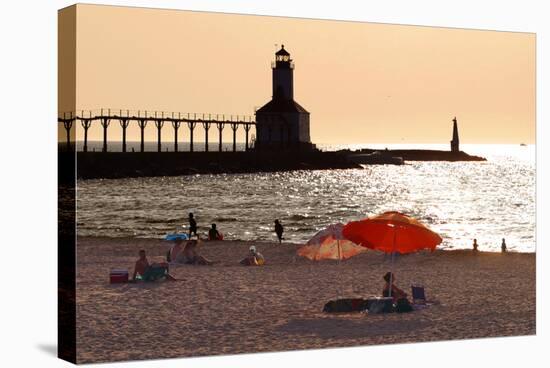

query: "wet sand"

left=75, top=237, right=535, bottom=363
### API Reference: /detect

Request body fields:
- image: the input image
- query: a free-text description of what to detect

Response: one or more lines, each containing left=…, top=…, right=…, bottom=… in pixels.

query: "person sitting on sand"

left=133, top=250, right=176, bottom=281
left=176, top=240, right=215, bottom=266
left=167, top=237, right=186, bottom=262
left=501, top=238, right=507, bottom=253
left=133, top=249, right=150, bottom=280
left=208, top=223, right=222, bottom=241
left=188, top=212, right=198, bottom=238
left=382, top=272, right=413, bottom=312
left=274, top=219, right=284, bottom=243
left=473, top=239, right=479, bottom=252
left=240, top=245, right=265, bottom=266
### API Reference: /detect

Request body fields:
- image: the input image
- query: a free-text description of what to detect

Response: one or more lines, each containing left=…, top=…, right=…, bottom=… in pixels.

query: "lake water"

left=76, top=144, right=535, bottom=252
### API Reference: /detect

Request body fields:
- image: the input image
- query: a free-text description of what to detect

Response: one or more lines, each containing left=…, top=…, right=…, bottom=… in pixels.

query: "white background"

left=0, top=0, right=548, bottom=367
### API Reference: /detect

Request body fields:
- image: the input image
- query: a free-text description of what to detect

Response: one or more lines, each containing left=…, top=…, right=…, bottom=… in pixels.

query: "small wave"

left=285, top=221, right=314, bottom=227
left=213, top=217, right=239, bottom=222
left=142, top=218, right=183, bottom=224
left=287, top=214, right=320, bottom=221
left=295, top=227, right=315, bottom=233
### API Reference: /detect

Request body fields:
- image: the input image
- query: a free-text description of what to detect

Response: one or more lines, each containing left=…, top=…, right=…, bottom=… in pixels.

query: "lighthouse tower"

left=255, top=45, right=312, bottom=150
left=450, top=116, right=460, bottom=152
left=272, top=45, right=294, bottom=100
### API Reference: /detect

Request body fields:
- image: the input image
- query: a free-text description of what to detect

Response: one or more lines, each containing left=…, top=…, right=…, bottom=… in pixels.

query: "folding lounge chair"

left=411, top=285, right=426, bottom=305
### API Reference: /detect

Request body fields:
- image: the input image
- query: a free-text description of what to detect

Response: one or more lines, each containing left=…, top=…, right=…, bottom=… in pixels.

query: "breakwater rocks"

left=63, top=149, right=486, bottom=180
left=347, top=148, right=486, bottom=162
left=71, top=151, right=360, bottom=179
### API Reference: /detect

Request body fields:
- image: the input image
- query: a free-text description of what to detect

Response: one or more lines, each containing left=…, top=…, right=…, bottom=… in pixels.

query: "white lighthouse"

left=255, top=45, right=313, bottom=150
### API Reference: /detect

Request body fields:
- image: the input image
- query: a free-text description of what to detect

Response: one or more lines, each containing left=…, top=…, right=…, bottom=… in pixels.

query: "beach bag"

left=367, top=297, right=394, bottom=314
left=395, top=298, right=413, bottom=313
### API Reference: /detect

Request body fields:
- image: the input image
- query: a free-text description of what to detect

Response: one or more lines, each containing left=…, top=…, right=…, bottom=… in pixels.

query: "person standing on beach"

left=501, top=238, right=507, bottom=253
left=472, top=239, right=479, bottom=252
left=274, top=219, right=284, bottom=243
left=188, top=213, right=198, bottom=238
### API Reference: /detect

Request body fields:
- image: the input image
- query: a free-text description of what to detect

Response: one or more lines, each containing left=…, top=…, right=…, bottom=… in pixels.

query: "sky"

left=59, top=4, right=535, bottom=144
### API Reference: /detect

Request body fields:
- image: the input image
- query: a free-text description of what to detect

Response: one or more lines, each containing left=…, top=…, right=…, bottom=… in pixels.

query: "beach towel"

left=165, top=233, right=189, bottom=241
left=323, top=298, right=368, bottom=313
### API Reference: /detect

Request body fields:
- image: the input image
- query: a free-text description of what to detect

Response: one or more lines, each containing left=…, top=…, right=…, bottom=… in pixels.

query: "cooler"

left=110, top=269, right=129, bottom=284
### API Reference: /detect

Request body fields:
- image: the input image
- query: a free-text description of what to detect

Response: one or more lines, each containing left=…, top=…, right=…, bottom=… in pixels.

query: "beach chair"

left=411, top=285, right=426, bottom=304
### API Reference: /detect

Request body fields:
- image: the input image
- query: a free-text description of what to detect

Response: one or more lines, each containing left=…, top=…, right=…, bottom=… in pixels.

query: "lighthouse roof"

left=256, top=96, right=309, bottom=114
left=275, top=45, right=290, bottom=56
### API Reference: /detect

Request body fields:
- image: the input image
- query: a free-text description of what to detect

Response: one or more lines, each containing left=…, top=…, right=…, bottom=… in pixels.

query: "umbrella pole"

left=389, top=226, right=397, bottom=298
left=337, top=239, right=341, bottom=298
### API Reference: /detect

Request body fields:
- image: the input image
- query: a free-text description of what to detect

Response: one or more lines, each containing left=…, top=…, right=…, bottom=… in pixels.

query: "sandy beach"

left=75, top=237, right=535, bottom=363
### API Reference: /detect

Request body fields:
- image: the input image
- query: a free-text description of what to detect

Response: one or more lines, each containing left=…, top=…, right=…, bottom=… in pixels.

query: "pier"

left=58, top=109, right=256, bottom=153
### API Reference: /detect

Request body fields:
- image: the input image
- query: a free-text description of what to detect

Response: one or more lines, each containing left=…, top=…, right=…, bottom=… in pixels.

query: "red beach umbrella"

left=342, top=211, right=442, bottom=254
left=342, top=211, right=442, bottom=297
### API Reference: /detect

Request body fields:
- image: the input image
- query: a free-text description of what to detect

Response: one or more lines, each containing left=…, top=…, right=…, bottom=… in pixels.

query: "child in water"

left=208, top=223, right=222, bottom=240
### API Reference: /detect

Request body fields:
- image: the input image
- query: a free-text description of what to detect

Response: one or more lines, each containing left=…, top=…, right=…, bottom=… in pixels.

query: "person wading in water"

left=274, top=219, right=284, bottom=244
left=188, top=212, right=198, bottom=238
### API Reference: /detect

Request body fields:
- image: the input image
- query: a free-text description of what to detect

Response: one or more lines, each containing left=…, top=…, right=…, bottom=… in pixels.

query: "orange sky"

left=59, top=4, right=535, bottom=144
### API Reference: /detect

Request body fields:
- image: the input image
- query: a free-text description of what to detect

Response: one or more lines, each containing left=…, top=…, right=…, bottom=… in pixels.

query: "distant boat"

left=520, top=143, right=527, bottom=147
left=348, top=151, right=404, bottom=165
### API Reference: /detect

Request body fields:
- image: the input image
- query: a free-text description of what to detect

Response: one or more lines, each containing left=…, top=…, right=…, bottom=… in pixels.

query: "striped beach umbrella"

left=297, top=223, right=366, bottom=261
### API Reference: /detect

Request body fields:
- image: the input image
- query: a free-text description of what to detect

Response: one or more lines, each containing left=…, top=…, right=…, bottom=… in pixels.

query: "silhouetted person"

left=382, top=272, right=412, bottom=312
left=472, top=239, right=479, bottom=252
left=501, top=238, right=507, bottom=253
left=274, top=219, right=284, bottom=243
left=188, top=213, right=198, bottom=238
left=208, top=223, right=222, bottom=241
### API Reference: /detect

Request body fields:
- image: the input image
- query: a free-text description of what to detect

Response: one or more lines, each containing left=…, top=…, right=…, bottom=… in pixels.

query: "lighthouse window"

left=276, top=55, right=290, bottom=62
